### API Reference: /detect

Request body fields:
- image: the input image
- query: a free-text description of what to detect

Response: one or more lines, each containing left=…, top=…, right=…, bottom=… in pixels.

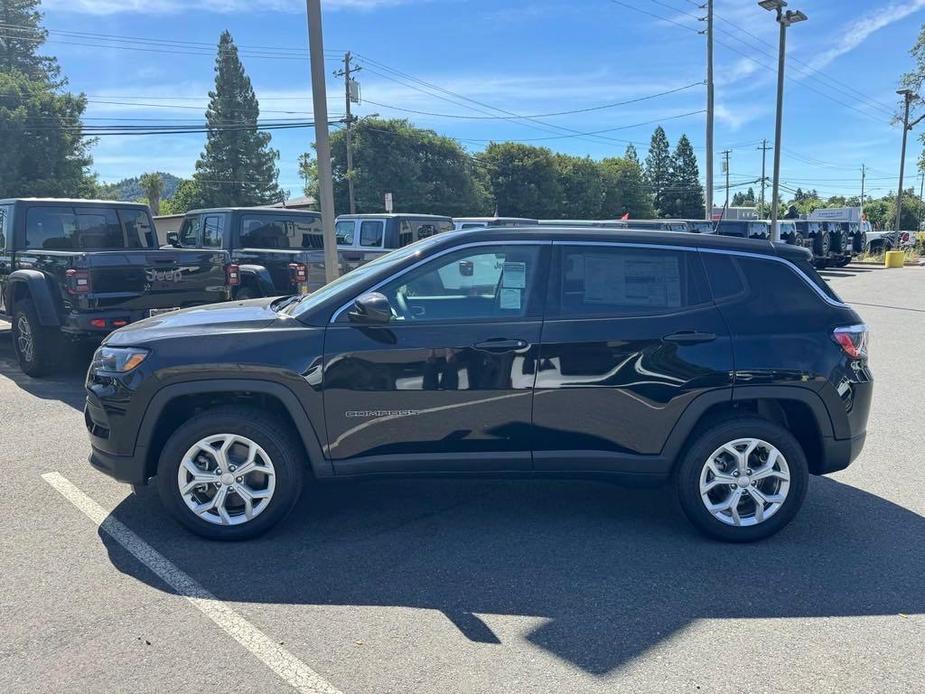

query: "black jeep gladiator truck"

left=0, top=199, right=235, bottom=376
left=169, top=207, right=332, bottom=298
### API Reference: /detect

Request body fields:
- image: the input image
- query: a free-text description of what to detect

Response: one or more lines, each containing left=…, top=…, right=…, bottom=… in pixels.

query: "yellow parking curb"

left=884, top=250, right=905, bottom=268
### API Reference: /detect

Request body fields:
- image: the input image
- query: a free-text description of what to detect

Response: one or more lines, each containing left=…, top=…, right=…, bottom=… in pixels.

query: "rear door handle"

left=473, top=338, right=529, bottom=352
left=662, top=331, right=717, bottom=345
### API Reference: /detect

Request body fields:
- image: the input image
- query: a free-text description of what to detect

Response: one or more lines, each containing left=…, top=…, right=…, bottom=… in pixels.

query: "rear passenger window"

left=202, top=215, right=224, bottom=248
left=238, top=214, right=322, bottom=249
left=359, top=220, right=384, bottom=248
left=554, top=245, right=710, bottom=318
left=701, top=253, right=835, bottom=314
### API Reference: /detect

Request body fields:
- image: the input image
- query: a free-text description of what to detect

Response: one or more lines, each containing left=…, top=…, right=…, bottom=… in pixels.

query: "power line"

left=360, top=81, right=703, bottom=120
left=458, top=109, right=705, bottom=142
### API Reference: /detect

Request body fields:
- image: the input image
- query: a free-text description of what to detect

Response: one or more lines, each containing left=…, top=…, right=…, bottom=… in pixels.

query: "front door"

left=532, top=242, right=733, bottom=472
left=322, top=242, right=548, bottom=474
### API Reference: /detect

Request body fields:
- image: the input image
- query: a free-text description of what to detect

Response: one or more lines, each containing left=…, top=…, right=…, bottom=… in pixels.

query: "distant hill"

left=98, top=172, right=182, bottom=202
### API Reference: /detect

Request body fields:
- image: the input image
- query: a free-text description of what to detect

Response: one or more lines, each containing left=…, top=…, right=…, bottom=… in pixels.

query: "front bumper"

left=85, top=393, right=149, bottom=486
left=89, top=445, right=148, bottom=486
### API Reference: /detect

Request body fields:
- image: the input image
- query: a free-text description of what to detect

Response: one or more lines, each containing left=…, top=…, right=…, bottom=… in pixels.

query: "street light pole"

left=305, top=0, right=339, bottom=283
left=760, top=0, right=807, bottom=243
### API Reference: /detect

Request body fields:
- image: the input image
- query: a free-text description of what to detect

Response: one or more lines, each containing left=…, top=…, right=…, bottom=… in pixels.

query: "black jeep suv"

left=85, top=227, right=872, bottom=542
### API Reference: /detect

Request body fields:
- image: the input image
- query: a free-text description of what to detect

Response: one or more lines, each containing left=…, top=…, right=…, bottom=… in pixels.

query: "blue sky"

left=35, top=0, right=925, bottom=204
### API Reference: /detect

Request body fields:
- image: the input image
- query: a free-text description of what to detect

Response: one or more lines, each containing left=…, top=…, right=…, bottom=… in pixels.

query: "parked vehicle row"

left=1, top=198, right=237, bottom=376
left=84, top=226, right=872, bottom=543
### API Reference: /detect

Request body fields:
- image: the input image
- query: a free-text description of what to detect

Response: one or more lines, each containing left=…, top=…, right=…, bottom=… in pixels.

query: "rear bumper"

left=62, top=309, right=153, bottom=335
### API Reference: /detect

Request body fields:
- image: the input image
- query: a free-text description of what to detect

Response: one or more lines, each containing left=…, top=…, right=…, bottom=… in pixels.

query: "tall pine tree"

left=664, top=134, right=704, bottom=218
left=194, top=31, right=282, bottom=207
left=644, top=126, right=672, bottom=216
left=0, top=0, right=94, bottom=198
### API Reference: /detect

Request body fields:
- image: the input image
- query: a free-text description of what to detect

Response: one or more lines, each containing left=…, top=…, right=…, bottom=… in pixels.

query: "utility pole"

left=722, top=149, right=731, bottom=209
left=305, top=0, right=339, bottom=283
left=895, top=89, right=914, bottom=234
left=758, top=139, right=771, bottom=213
left=702, top=0, right=714, bottom=221
left=860, top=164, right=866, bottom=223
left=334, top=51, right=360, bottom=214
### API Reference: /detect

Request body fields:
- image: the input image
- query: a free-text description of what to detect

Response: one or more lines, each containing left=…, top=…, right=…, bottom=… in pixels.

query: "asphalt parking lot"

left=1, top=264, right=923, bottom=694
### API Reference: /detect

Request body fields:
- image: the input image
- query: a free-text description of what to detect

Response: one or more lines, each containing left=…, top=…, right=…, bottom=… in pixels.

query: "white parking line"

left=41, top=472, right=343, bottom=694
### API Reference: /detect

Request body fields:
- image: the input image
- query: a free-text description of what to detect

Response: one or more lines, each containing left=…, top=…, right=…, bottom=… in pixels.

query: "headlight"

left=92, top=346, right=149, bottom=373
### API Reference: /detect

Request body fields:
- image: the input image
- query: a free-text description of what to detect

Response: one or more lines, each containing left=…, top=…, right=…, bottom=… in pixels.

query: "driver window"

left=178, top=216, right=201, bottom=247
left=378, top=244, right=541, bottom=322
left=335, top=220, right=355, bottom=246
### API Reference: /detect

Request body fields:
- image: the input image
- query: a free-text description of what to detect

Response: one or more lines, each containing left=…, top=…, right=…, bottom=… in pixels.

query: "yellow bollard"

left=884, top=250, right=905, bottom=268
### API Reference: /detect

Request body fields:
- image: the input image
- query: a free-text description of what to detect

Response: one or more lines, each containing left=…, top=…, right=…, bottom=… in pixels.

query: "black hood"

left=105, top=297, right=287, bottom=346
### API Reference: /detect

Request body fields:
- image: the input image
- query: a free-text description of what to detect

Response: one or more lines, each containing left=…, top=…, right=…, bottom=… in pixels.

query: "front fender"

left=134, top=378, right=331, bottom=480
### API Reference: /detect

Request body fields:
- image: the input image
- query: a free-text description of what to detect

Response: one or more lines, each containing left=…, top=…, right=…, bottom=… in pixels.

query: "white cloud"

left=714, top=101, right=767, bottom=130
left=810, top=0, right=925, bottom=70
left=44, top=0, right=422, bottom=15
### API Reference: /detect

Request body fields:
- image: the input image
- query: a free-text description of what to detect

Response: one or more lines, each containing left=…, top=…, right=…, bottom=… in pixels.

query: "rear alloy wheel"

left=157, top=407, right=304, bottom=540
left=675, top=418, right=808, bottom=542
left=12, top=299, right=61, bottom=378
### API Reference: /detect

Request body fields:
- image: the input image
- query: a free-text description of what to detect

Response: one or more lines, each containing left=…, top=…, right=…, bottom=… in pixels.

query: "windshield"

left=285, top=233, right=453, bottom=318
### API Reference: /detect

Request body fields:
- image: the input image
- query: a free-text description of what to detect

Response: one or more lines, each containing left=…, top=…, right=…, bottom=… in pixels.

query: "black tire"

left=852, top=232, right=866, bottom=254
left=156, top=406, right=306, bottom=540
left=234, top=285, right=261, bottom=300
left=674, top=417, right=809, bottom=542
left=835, top=256, right=851, bottom=268
left=11, top=299, right=62, bottom=378
left=812, top=229, right=830, bottom=258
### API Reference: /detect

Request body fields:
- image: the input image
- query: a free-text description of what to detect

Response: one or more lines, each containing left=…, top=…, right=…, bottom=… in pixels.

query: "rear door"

left=532, top=242, right=733, bottom=472
left=322, top=241, right=548, bottom=474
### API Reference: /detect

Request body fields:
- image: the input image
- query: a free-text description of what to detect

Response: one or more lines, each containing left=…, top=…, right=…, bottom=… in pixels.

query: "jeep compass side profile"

left=85, top=228, right=872, bottom=542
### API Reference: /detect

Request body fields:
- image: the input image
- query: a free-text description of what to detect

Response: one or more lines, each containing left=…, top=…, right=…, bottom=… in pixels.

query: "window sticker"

left=583, top=253, right=681, bottom=307
left=501, top=261, right=526, bottom=289
left=499, top=287, right=522, bottom=310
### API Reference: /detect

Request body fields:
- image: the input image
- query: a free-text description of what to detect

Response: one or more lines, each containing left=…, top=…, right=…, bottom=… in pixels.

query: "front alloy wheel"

left=157, top=407, right=305, bottom=540
left=699, top=438, right=790, bottom=527
left=177, top=434, right=277, bottom=526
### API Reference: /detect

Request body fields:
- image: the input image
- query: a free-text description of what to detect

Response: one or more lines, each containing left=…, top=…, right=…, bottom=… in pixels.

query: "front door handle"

left=473, top=338, right=529, bottom=352
left=663, top=331, right=717, bottom=345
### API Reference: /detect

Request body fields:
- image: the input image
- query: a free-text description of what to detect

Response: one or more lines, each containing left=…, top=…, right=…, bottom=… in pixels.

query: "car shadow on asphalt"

left=0, top=329, right=91, bottom=410
left=100, top=475, right=925, bottom=675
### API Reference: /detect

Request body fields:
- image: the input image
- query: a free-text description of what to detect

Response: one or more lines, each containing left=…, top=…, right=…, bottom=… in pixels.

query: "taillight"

left=833, top=324, right=868, bottom=359
left=65, top=268, right=91, bottom=294
left=225, top=263, right=240, bottom=286
left=288, top=262, right=307, bottom=285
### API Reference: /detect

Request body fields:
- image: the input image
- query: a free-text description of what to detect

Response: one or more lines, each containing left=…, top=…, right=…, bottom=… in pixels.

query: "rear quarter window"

left=702, top=252, right=841, bottom=317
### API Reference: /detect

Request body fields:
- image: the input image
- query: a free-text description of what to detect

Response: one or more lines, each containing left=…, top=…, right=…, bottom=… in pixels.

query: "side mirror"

left=348, top=292, right=392, bottom=324
left=166, top=231, right=180, bottom=247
